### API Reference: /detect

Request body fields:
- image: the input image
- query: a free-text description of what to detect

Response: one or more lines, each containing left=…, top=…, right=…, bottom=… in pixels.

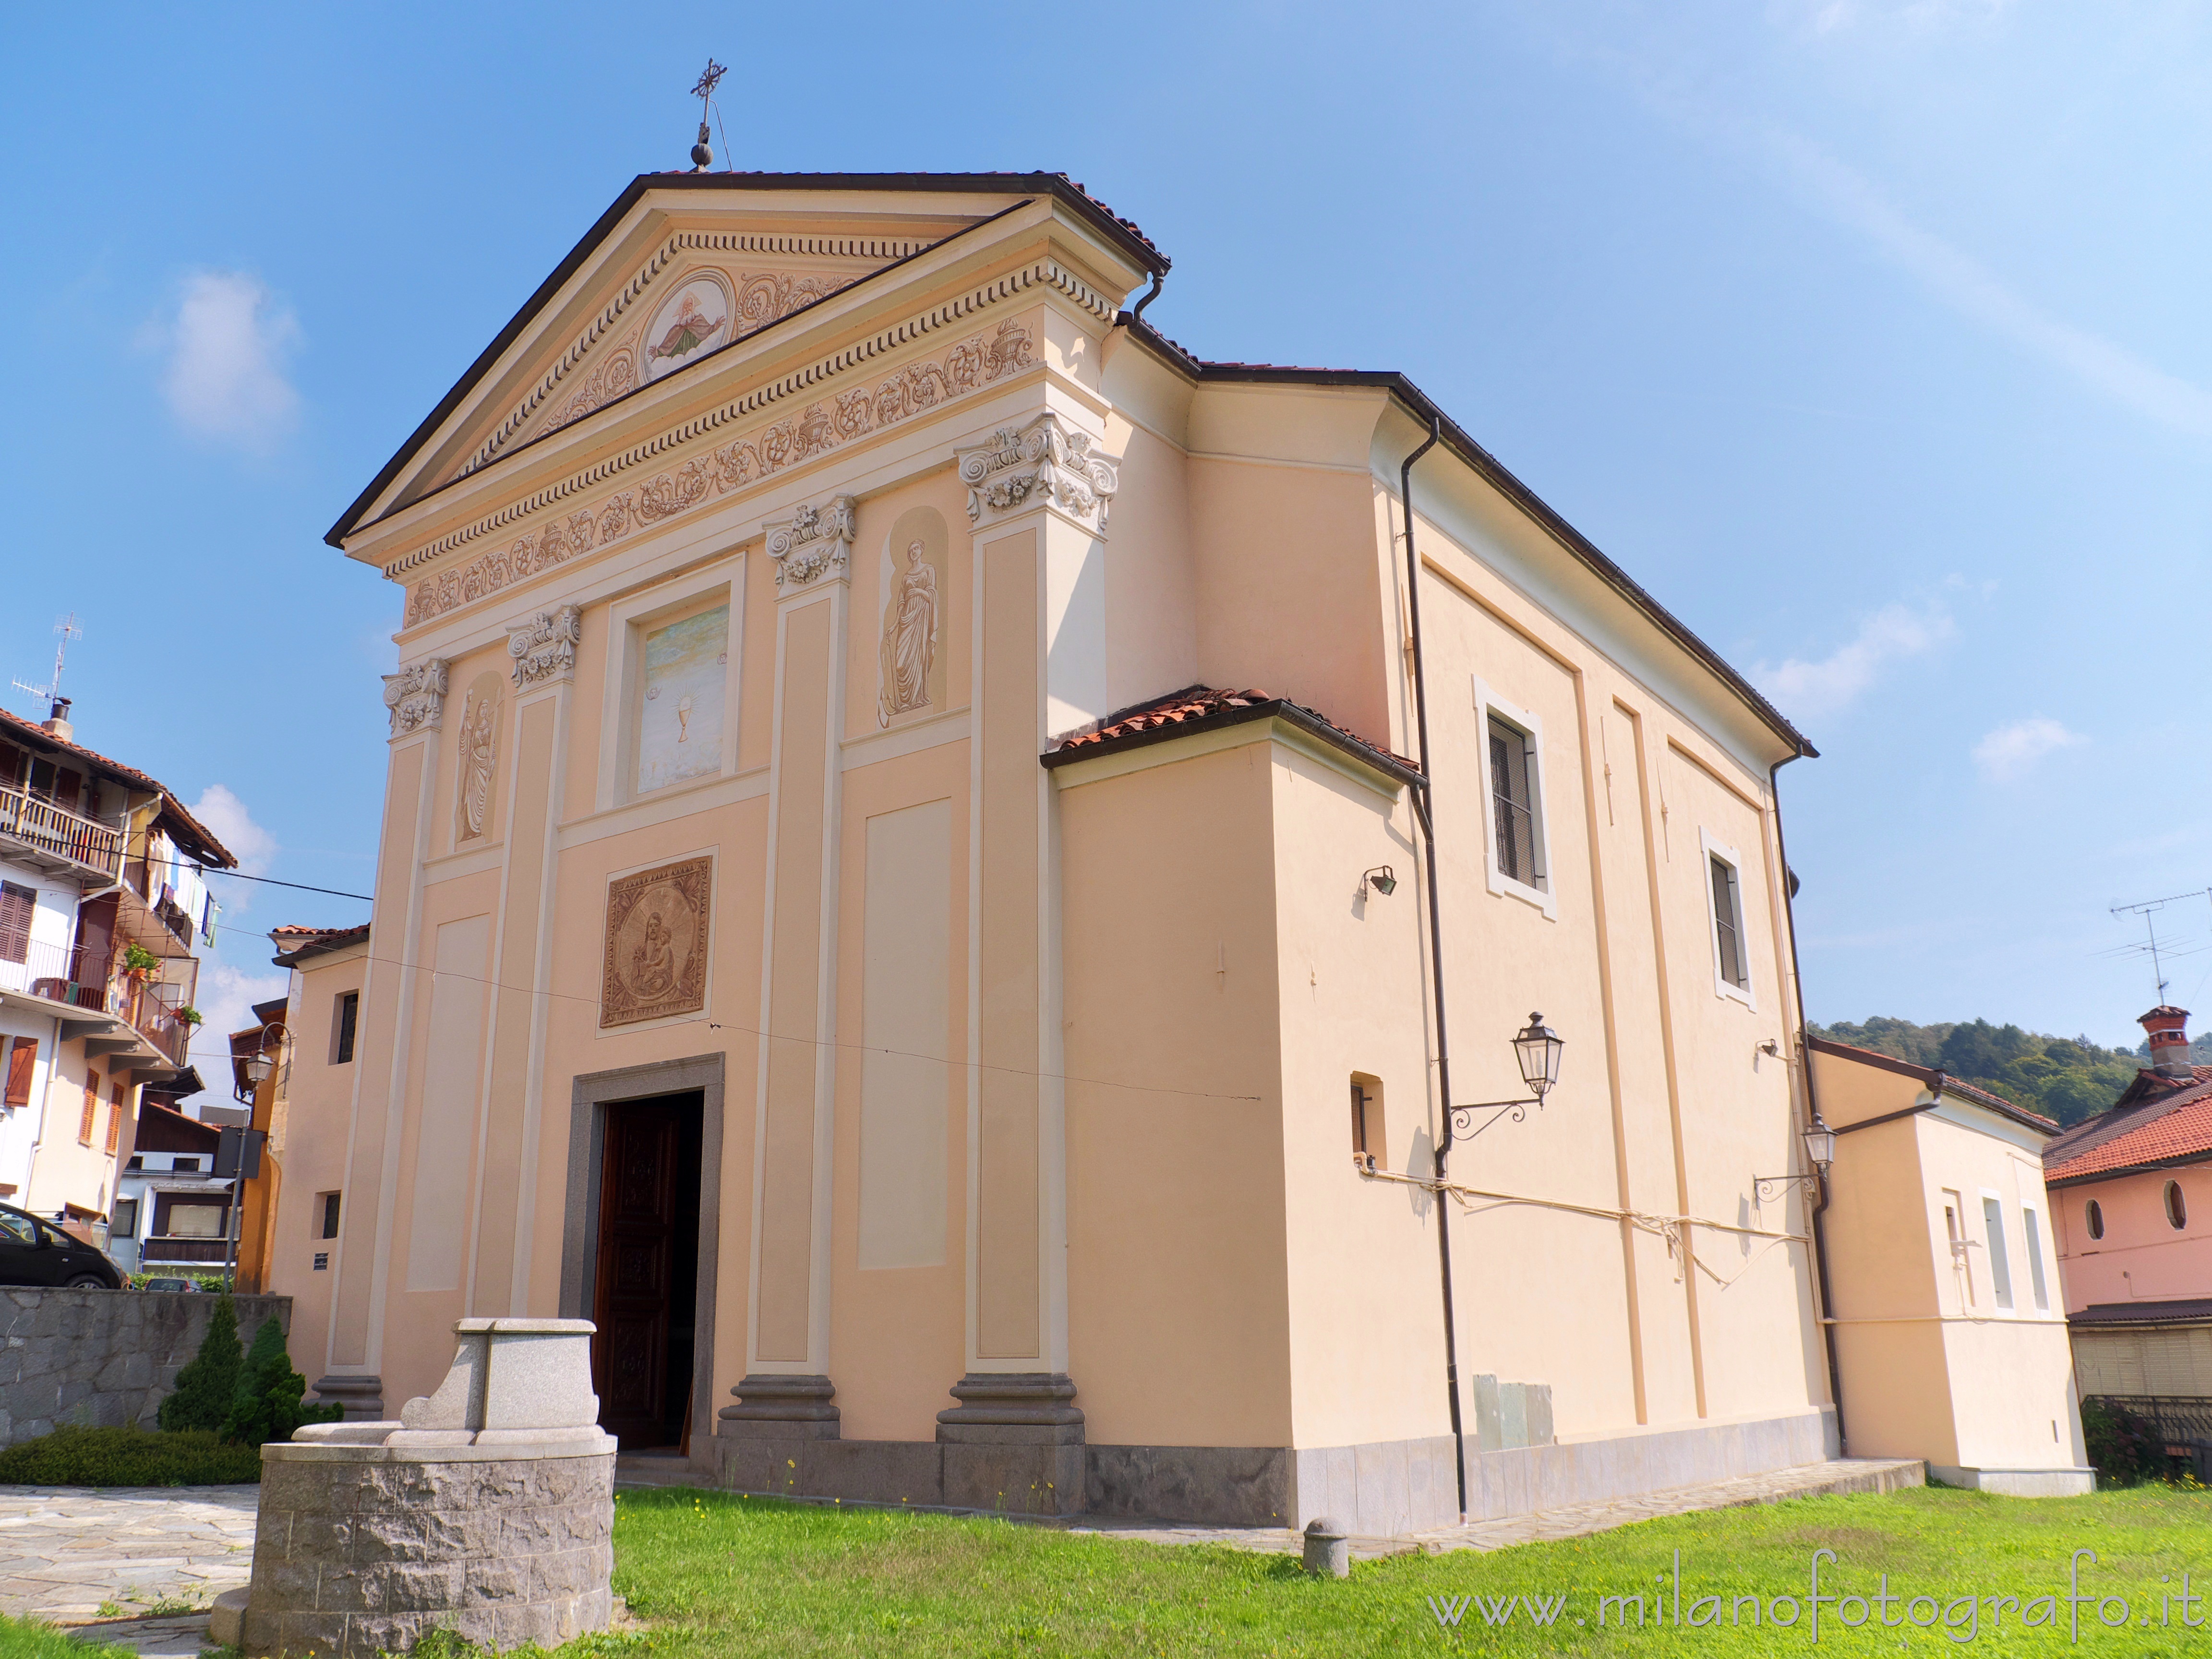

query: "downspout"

left=1130, top=271, right=1164, bottom=324
left=1771, top=753, right=1846, bottom=1453
left=1395, top=413, right=1469, bottom=1517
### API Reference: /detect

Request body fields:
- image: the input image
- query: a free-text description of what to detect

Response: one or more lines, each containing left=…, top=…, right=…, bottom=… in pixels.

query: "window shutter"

left=3, top=1038, right=35, bottom=1107
left=0, top=883, right=33, bottom=966
left=78, top=1074, right=98, bottom=1143
left=106, top=1083, right=124, bottom=1154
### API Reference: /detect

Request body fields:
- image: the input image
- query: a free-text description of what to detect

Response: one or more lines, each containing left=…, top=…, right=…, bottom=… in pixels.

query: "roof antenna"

left=688, top=60, right=725, bottom=172
left=12, top=613, right=82, bottom=737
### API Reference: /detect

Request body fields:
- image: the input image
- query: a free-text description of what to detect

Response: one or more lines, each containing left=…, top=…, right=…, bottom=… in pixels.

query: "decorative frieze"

left=508, top=605, right=583, bottom=689
left=382, top=658, right=449, bottom=737
left=958, top=411, right=1121, bottom=534
left=384, top=255, right=1108, bottom=624
left=764, top=495, right=857, bottom=592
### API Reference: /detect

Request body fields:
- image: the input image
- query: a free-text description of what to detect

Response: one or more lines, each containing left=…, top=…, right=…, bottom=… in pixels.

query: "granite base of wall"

left=710, top=1406, right=1839, bottom=1531
left=243, top=1444, right=614, bottom=1658
left=1462, top=1406, right=1840, bottom=1523
left=712, top=1434, right=1083, bottom=1517
left=1933, top=1465, right=2096, bottom=1497
left=0, top=1289, right=289, bottom=1445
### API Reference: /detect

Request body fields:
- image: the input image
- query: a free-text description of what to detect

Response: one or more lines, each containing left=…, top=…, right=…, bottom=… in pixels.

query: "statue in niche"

left=457, top=688, right=498, bottom=842
left=877, top=538, right=940, bottom=726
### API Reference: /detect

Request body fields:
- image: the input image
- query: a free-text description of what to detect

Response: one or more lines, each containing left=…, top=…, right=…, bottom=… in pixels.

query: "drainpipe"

left=1130, top=272, right=1164, bottom=324
left=1394, top=413, right=1470, bottom=1518
left=1770, top=753, right=1846, bottom=1453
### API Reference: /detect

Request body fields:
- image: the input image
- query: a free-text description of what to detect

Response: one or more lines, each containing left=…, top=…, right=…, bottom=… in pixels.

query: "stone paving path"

left=1062, top=1456, right=1927, bottom=1559
left=0, top=1483, right=257, bottom=1650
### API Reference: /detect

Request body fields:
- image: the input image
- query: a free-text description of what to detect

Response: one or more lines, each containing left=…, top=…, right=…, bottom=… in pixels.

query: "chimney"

left=2141, top=1005, right=2193, bottom=1079
left=41, top=697, right=72, bottom=743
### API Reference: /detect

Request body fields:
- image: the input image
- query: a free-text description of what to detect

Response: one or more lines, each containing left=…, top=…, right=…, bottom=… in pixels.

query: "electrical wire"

left=201, top=930, right=1261, bottom=1105
left=196, top=867, right=373, bottom=902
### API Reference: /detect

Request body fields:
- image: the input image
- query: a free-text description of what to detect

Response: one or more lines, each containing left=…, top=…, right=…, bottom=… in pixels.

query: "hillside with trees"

left=1807, top=1017, right=2146, bottom=1129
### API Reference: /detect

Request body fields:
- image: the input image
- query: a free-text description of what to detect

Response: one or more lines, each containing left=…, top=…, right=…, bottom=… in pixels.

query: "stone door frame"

left=559, top=1052, right=724, bottom=1458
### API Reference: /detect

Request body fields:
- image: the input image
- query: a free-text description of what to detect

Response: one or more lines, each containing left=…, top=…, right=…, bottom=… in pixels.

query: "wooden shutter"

left=0, top=883, right=33, bottom=966
left=78, top=1073, right=98, bottom=1143
left=3, top=1038, right=35, bottom=1107
left=105, top=1082, right=124, bottom=1154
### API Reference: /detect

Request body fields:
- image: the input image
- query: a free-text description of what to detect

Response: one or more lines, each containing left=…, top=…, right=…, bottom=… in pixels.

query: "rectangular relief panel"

left=859, top=799, right=953, bottom=1269
left=405, top=914, right=492, bottom=1292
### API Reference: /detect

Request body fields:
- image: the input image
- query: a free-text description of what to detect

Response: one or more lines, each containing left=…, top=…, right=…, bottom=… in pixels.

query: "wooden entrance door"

left=593, top=1101, right=682, bottom=1447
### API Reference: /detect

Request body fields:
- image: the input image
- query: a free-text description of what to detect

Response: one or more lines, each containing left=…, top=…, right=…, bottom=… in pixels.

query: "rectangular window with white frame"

left=2021, top=1202, right=2050, bottom=1310
left=1982, top=1191, right=2014, bottom=1310
left=1699, top=829, right=1756, bottom=1009
left=1471, top=678, right=1555, bottom=918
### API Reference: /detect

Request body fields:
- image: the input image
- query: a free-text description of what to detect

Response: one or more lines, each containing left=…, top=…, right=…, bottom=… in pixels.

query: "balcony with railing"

left=0, top=783, right=124, bottom=883
left=0, top=935, right=197, bottom=1068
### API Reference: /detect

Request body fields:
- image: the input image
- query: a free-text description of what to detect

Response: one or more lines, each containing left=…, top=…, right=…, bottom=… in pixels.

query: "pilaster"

left=736, top=497, right=854, bottom=1419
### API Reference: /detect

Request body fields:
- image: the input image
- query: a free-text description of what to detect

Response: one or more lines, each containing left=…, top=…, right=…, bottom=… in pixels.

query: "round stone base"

left=243, top=1441, right=615, bottom=1657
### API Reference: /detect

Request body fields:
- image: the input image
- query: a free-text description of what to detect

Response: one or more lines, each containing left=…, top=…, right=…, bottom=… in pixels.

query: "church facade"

left=298, top=170, right=1835, bottom=1530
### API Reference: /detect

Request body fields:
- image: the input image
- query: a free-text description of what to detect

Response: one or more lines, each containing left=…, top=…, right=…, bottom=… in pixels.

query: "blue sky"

left=2, top=1, right=2206, bottom=1066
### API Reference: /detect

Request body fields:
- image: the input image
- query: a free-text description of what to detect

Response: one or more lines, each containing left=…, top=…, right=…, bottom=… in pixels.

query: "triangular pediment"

left=331, top=174, right=1163, bottom=553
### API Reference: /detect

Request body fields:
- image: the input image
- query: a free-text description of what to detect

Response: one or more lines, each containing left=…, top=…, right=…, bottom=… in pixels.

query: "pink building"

left=2044, top=1006, right=2212, bottom=1443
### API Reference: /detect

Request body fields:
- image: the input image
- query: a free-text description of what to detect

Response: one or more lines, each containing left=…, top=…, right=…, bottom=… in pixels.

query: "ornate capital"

left=764, top=494, right=857, bottom=593
left=958, top=412, right=1121, bottom=535
left=508, top=604, right=582, bottom=689
left=382, top=658, right=449, bottom=738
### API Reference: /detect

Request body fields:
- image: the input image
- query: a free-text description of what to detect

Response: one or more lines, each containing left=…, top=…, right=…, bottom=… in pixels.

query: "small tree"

left=158, top=1295, right=241, bottom=1433
left=223, top=1316, right=341, bottom=1445
left=2082, top=1397, right=2171, bottom=1486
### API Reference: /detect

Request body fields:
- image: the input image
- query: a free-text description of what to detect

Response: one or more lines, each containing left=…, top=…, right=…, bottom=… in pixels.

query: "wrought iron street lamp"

left=1755, top=1109, right=1836, bottom=1203
left=1438, top=1013, right=1565, bottom=1166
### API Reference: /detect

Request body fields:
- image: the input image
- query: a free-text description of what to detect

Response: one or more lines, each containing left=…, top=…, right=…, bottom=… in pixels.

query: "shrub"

left=158, top=1295, right=241, bottom=1433
left=2082, top=1397, right=2170, bottom=1486
left=0, top=1425, right=260, bottom=1486
left=223, top=1315, right=340, bottom=1445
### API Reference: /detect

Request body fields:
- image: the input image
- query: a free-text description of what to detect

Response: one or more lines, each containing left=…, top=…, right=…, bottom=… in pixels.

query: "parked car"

left=136, top=1276, right=203, bottom=1293
left=0, top=1204, right=122, bottom=1289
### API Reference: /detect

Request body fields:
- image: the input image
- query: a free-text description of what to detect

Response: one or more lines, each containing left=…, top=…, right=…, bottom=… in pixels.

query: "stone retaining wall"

left=0, top=1289, right=290, bottom=1444
left=244, top=1445, right=615, bottom=1656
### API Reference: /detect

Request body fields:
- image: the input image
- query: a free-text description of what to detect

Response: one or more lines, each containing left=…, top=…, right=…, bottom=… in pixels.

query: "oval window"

left=2086, top=1199, right=2105, bottom=1240
left=2166, top=1181, right=2188, bottom=1231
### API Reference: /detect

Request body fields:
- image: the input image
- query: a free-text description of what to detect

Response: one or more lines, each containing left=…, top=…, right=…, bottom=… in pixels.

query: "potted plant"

left=177, top=1007, right=203, bottom=1027
left=121, top=944, right=160, bottom=981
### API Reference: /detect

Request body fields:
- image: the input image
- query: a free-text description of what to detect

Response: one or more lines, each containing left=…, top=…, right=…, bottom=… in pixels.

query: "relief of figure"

left=877, top=539, right=940, bottom=726
left=457, top=690, right=498, bottom=842
left=648, top=291, right=727, bottom=366
left=629, top=909, right=679, bottom=1001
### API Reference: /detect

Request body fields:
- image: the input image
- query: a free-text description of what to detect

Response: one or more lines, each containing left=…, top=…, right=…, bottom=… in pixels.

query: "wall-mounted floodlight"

left=1359, top=866, right=1397, bottom=901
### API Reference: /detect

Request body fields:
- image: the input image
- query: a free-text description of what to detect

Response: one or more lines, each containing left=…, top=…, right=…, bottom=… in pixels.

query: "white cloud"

left=1973, top=716, right=2085, bottom=781
left=1759, top=132, right=2212, bottom=441
left=189, top=784, right=276, bottom=877
left=185, top=961, right=288, bottom=1070
left=153, top=272, right=301, bottom=451
left=1753, top=599, right=1953, bottom=716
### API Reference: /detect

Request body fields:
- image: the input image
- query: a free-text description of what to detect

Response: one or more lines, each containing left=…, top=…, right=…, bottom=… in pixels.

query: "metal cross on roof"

left=690, top=60, right=726, bottom=104
left=687, top=60, right=727, bottom=170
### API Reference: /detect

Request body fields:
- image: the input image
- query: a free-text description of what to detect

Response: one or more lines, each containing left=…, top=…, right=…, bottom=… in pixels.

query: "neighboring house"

left=260, top=923, right=368, bottom=1379
left=1807, top=1037, right=2089, bottom=1494
left=111, top=1099, right=223, bottom=1274
left=2044, top=1006, right=2212, bottom=1460
left=291, top=169, right=1843, bottom=1532
left=0, top=697, right=235, bottom=1244
left=217, top=996, right=292, bottom=1289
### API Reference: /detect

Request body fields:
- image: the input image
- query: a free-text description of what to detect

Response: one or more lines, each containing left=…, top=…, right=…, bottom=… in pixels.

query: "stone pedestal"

left=936, top=1372, right=1084, bottom=1516
left=310, top=1375, right=385, bottom=1421
left=717, top=1374, right=840, bottom=1439
left=242, top=1320, right=614, bottom=1657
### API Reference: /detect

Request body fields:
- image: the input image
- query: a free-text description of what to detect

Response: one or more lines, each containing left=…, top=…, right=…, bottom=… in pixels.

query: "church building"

left=294, top=166, right=1838, bottom=1531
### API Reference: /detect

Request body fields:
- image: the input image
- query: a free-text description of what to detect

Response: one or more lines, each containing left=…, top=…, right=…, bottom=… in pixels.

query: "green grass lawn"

left=610, top=1482, right=2212, bottom=1657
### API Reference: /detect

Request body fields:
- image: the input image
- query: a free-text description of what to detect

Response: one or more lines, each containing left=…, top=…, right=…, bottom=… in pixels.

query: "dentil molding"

left=764, top=496, right=857, bottom=593
left=958, top=411, right=1121, bottom=534
left=383, top=658, right=450, bottom=737
left=508, top=604, right=583, bottom=688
